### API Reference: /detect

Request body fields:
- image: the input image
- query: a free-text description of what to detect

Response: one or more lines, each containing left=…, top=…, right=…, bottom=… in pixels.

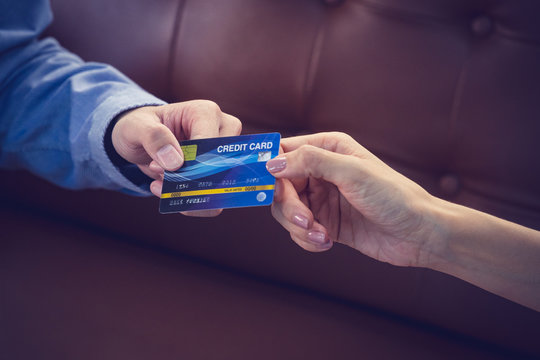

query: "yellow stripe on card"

left=161, top=185, right=275, bottom=199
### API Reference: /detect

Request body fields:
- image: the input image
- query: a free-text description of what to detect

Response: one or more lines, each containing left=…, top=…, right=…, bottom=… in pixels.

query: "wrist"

left=414, top=194, right=540, bottom=310
left=415, top=195, right=459, bottom=270
left=106, top=106, right=159, bottom=192
left=418, top=196, right=487, bottom=274
left=105, top=112, right=131, bottom=169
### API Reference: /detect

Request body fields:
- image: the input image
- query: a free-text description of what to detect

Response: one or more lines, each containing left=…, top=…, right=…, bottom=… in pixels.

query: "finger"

left=116, top=115, right=184, bottom=171
left=137, top=161, right=163, bottom=180
left=150, top=180, right=163, bottom=198
left=271, top=151, right=307, bottom=193
left=181, top=209, right=223, bottom=217
left=271, top=180, right=312, bottom=230
left=267, top=145, right=360, bottom=187
left=289, top=177, right=308, bottom=193
left=280, top=132, right=352, bottom=152
left=182, top=100, right=223, bottom=140
left=272, top=202, right=332, bottom=252
left=148, top=160, right=164, bottom=178
left=272, top=179, right=332, bottom=251
left=274, top=179, right=310, bottom=215
left=218, top=113, right=242, bottom=137
left=291, top=226, right=333, bottom=252
left=280, top=132, right=373, bottom=159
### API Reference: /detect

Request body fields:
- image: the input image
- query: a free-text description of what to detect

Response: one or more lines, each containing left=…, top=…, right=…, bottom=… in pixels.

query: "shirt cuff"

left=88, top=88, right=166, bottom=195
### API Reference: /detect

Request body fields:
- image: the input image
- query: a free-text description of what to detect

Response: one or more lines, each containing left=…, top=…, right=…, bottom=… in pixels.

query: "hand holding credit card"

left=159, top=133, right=281, bottom=213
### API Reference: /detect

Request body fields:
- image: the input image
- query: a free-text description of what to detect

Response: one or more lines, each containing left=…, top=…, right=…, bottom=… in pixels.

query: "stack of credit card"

left=159, top=133, right=281, bottom=214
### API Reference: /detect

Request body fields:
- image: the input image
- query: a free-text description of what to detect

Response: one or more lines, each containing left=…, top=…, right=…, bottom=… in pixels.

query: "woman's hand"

left=268, top=132, right=540, bottom=310
left=268, top=132, right=438, bottom=267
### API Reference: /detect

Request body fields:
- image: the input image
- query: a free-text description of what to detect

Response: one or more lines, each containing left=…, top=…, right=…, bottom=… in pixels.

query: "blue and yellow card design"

left=159, top=133, right=281, bottom=213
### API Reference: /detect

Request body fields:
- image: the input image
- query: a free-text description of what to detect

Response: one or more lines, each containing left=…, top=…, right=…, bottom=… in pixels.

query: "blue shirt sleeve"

left=0, top=0, right=166, bottom=195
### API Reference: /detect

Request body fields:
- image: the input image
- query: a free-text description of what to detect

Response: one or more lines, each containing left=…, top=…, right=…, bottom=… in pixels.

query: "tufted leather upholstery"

left=2, top=0, right=539, bottom=358
left=45, top=0, right=540, bottom=228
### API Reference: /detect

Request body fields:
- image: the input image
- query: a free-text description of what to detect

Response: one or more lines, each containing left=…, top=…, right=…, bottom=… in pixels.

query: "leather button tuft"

left=439, top=174, right=460, bottom=196
left=471, top=15, right=493, bottom=36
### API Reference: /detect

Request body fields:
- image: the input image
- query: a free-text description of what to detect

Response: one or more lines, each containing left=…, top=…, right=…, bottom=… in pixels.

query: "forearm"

left=0, top=37, right=166, bottom=193
left=425, top=197, right=540, bottom=311
left=0, top=0, right=166, bottom=194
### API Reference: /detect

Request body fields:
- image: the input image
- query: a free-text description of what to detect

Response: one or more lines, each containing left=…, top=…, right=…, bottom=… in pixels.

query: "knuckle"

left=145, top=123, right=170, bottom=143
left=327, top=130, right=352, bottom=142
left=323, top=131, right=356, bottom=153
left=297, top=144, right=316, bottom=157
left=231, top=116, right=242, bottom=134
left=334, top=131, right=354, bottom=142
left=297, top=144, right=321, bottom=163
left=196, top=99, right=221, bottom=113
left=296, top=145, right=326, bottom=178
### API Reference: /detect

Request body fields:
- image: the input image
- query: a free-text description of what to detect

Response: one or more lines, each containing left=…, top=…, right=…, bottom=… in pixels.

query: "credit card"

left=159, top=133, right=281, bottom=213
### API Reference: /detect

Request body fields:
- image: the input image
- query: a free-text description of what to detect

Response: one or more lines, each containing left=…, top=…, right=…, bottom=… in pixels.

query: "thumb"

left=150, top=132, right=184, bottom=171
left=113, top=112, right=184, bottom=171
left=266, top=144, right=356, bottom=186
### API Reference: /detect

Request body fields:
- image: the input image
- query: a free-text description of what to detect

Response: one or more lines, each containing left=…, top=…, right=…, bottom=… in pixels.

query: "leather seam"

left=357, top=0, right=463, bottom=27
left=301, top=12, right=327, bottom=129
left=167, top=0, right=188, bottom=101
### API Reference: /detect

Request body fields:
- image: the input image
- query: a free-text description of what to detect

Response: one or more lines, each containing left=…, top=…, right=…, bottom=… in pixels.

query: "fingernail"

left=157, top=144, right=182, bottom=169
left=266, top=157, right=286, bottom=173
left=293, top=215, right=309, bottom=229
left=307, top=231, right=328, bottom=245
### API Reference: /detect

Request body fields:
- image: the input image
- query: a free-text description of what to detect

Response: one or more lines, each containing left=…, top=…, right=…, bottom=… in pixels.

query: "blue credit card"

left=159, top=133, right=281, bottom=213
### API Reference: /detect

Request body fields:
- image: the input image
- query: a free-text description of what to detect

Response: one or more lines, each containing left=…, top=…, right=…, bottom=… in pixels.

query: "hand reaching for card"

left=266, top=131, right=435, bottom=265
left=266, top=131, right=540, bottom=311
left=111, top=100, right=242, bottom=216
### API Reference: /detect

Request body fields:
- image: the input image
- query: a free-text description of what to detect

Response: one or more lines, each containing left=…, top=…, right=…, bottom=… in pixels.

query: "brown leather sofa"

left=2, top=0, right=539, bottom=358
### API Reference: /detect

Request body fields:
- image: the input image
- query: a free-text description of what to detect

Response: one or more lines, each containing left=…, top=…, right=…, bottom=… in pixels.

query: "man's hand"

left=111, top=100, right=241, bottom=214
